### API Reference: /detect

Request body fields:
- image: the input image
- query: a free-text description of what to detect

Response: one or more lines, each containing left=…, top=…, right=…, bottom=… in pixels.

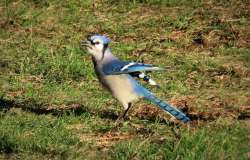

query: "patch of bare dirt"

left=238, top=105, right=250, bottom=120
left=71, top=129, right=133, bottom=148
left=6, top=90, right=24, bottom=98
left=169, top=30, right=186, bottom=42
left=205, top=63, right=250, bottom=80
left=171, top=96, right=250, bottom=121
left=131, top=95, right=250, bottom=123
left=133, top=104, right=161, bottom=121
left=99, top=109, right=119, bottom=120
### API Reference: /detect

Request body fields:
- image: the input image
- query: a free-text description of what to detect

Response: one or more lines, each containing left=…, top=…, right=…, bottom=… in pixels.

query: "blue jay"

left=82, top=34, right=190, bottom=123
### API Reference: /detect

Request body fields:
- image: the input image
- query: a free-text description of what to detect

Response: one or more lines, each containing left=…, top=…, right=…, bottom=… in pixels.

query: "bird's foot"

left=108, top=119, right=123, bottom=133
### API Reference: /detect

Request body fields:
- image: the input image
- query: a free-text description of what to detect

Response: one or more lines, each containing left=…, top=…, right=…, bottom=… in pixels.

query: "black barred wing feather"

left=103, top=60, right=164, bottom=75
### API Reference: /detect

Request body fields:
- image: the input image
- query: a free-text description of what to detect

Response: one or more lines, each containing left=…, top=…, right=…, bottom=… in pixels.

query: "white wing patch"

left=138, top=72, right=158, bottom=86
left=148, top=79, right=157, bottom=86
left=138, top=72, right=146, bottom=78
left=121, top=62, right=136, bottom=71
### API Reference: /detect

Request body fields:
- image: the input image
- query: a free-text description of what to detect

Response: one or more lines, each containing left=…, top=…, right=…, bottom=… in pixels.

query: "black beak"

left=86, top=34, right=92, bottom=42
left=81, top=34, right=93, bottom=47
left=86, top=34, right=96, bottom=45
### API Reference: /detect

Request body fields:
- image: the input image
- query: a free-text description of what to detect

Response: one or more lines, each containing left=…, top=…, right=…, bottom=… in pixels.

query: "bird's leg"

left=122, top=102, right=132, bottom=119
left=111, top=103, right=132, bottom=132
left=117, top=102, right=132, bottom=122
left=114, top=102, right=132, bottom=125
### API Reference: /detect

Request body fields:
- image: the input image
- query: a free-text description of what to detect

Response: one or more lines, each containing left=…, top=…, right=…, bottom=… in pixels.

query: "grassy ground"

left=0, top=0, right=250, bottom=159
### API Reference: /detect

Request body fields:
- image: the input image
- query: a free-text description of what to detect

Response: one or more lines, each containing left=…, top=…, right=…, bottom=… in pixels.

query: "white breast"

left=104, top=74, right=140, bottom=109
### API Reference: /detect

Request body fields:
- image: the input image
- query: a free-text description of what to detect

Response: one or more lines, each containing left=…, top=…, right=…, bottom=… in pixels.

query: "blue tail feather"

left=145, top=94, right=190, bottom=123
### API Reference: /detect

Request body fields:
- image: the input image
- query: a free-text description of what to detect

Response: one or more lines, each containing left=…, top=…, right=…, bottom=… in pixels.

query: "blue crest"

left=90, top=34, right=111, bottom=44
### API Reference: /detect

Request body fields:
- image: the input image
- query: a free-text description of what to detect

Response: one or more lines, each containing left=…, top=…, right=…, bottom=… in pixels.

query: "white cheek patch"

left=95, top=43, right=104, bottom=51
left=92, top=39, right=104, bottom=51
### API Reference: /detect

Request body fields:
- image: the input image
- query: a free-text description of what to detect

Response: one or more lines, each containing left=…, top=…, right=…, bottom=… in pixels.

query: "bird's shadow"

left=1, top=97, right=219, bottom=125
left=99, top=109, right=119, bottom=120
left=0, top=97, right=89, bottom=116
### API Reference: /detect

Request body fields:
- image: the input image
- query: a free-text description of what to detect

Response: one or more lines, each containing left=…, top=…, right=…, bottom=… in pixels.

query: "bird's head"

left=82, top=34, right=111, bottom=61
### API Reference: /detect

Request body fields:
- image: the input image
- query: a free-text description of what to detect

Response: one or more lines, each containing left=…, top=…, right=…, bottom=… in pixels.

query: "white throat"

left=93, top=48, right=117, bottom=63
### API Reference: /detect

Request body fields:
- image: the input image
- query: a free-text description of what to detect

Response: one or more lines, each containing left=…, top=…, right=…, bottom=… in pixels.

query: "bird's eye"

left=90, top=40, right=95, bottom=45
left=95, top=41, right=100, bottom=45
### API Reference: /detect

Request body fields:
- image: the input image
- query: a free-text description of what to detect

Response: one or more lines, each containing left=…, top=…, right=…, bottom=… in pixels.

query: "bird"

left=81, top=34, right=190, bottom=123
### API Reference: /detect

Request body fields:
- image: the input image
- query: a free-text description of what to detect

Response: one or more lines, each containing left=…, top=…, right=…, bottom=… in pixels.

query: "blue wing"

left=103, top=60, right=164, bottom=75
